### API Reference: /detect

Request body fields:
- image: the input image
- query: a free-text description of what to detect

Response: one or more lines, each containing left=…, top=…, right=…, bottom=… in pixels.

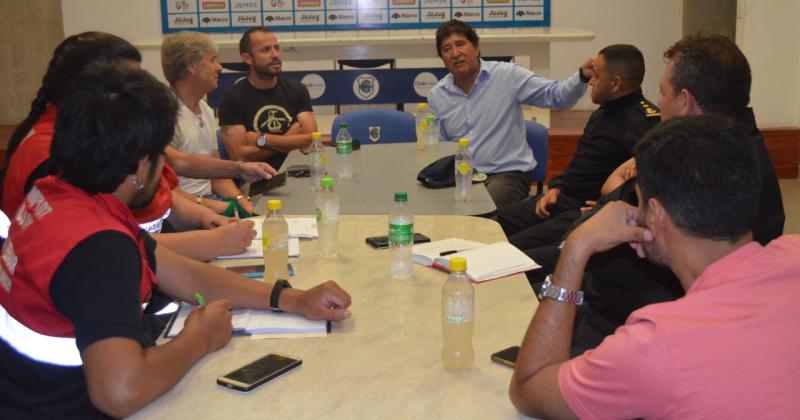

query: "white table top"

left=131, top=215, right=537, bottom=419
left=252, top=142, right=498, bottom=216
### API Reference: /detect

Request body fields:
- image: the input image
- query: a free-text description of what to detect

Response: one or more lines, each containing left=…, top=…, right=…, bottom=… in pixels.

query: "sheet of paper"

left=216, top=237, right=300, bottom=259
left=247, top=216, right=318, bottom=239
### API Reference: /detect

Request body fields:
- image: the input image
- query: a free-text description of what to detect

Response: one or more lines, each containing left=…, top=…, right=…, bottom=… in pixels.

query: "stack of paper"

left=412, top=238, right=541, bottom=283
left=164, top=303, right=329, bottom=339
left=218, top=217, right=317, bottom=259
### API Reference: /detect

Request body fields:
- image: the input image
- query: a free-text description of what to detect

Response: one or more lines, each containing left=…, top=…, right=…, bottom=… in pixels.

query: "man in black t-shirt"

left=219, top=27, right=324, bottom=169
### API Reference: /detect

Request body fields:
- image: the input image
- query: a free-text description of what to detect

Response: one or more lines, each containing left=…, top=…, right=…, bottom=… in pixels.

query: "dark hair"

left=598, top=44, right=645, bottom=88
left=635, top=114, right=760, bottom=242
left=239, top=27, right=272, bottom=55
left=435, top=20, right=479, bottom=57
left=664, top=33, right=751, bottom=118
left=49, top=66, right=177, bottom=194
left=1, top=32, right=141, bottom=183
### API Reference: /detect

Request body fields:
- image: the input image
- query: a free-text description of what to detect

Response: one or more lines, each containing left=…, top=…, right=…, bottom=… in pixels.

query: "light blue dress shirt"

left=427, top=60, right=587, bottom=174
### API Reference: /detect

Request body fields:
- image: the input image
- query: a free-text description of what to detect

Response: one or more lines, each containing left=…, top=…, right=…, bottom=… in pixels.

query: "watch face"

left=257, top=135, right=266, bottom=147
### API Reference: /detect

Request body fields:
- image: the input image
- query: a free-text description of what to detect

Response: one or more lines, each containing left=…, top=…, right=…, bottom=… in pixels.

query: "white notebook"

left=164, top=303, right=329, bottom=338
left=413, top=239, right=540, bottom=283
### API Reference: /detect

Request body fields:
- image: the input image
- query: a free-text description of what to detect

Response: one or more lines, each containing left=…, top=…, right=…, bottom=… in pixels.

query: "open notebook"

left=412, top=238, right=540, bottom=283
left=163, top=303, right=329, bottom=339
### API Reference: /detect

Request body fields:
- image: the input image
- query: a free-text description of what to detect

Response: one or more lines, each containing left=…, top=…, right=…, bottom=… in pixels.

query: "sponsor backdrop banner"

left=163, top=0, right=549, bottom=32
left=208, top=67, right=450, bottom=108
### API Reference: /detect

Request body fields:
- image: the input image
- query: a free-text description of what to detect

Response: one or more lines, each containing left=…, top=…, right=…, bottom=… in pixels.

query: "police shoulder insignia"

left=639, top=99, right=661, bottom=118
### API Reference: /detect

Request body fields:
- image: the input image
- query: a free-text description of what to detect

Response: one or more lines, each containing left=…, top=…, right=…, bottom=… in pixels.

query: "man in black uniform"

left=497, top=44, right=660, bottom=251
left=563, top=33, right=785, bottom=356
left=218, top=27, right=322, bottom=169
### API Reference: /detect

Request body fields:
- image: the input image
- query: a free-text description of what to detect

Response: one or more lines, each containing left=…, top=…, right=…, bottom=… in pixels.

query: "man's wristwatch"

left=233, top=193, right=248, bottom=202
left=538, top=275, right=584, bottom=305
left=256, top=134, right=267, bottom=147
left=269, top=279, right=292, bottom=312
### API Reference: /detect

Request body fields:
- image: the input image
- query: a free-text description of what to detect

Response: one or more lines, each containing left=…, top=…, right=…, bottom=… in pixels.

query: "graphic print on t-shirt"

left=253, top=105, right=294, bottom=134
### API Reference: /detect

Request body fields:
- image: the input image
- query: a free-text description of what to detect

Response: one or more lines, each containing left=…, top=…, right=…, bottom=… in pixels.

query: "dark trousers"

left=496, top=194, right=582, bottom=250
left=484, top=171, right=532, bottom=209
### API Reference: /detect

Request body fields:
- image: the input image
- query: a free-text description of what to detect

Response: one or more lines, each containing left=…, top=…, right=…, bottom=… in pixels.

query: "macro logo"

left=301, top=74, right=326, bottom=99
left=413, top=72, right=439, bottom=97
left=353, top=74, right=379, bottom=100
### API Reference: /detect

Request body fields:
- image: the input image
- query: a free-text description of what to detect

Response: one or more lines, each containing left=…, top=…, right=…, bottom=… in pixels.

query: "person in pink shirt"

left=509, top=114, right=800, bottom=419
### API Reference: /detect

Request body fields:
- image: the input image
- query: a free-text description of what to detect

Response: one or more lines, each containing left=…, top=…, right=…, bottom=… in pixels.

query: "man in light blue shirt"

left=427, top=20, right=592, bottom=207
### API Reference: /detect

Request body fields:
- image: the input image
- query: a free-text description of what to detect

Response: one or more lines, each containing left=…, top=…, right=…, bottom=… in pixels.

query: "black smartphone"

left=248, top=172, right=288, bottom=197
left=217, top=353, right=302, bottom=392
left=491, top=345, right=519, bottom=368
left=226, top=264, right=265, bottom=275
left=286, top=164, right=311, bottom=177
left=365, top=233, right=431, bottom=249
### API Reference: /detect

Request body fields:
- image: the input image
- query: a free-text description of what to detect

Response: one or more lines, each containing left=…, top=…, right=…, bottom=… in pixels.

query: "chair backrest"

left=331, top=109, right=416, bottom=144
left=217, top=129, right=230, bottom=160
left=525, top=120, right=549, bottom=195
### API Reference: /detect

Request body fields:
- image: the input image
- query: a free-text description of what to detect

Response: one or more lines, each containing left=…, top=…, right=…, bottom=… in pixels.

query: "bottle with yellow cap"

left=262, top=199, right=289, bottom=282
left=424, top=115, right=439, bottom=151
left=415, top=103, right=427, bottom=150
left=442, top=256, right=474, bottom=369
left=309, top=131, right=327, bottom=191
left=454, top=137, right=472, bottom=202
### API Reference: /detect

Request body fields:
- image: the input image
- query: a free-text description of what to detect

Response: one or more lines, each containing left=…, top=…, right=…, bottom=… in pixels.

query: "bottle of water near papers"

left=316, top=177, right=339, bottom=257
left=262, top=199, right=289, bottom=283
left=424, top=115, right=439, bottom=151
left=415, top=103, right=427, bottom=150
left=336, top=122, right=353, bottom=178
left=454, top=137, right=472, bottom=202
left=442, top=257, right=475, bottom=370
left=309, top=131, right=326, bottom=191
left=389, top=192, right=413, bottom=279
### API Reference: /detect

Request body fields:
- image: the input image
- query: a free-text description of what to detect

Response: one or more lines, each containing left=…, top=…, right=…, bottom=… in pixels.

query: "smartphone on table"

left=217, top=353, right=302, bottom=392
left=365, top=233, right=431, bottom=249
left=491, top=345, right=519, bottom=368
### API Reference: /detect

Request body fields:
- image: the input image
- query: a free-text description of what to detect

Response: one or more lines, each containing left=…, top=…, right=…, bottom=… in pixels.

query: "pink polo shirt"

left=559, top=235, right=800, bottom=419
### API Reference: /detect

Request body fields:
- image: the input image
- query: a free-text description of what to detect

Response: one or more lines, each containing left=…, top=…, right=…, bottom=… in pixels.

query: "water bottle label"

left=262, top=236, right=269, bottom=249
left=336, top=141, right=352, bottom=154
left=457, top=162, right=471, bottom=175
left=388, top=223, right=413, bottom=244
left=444, top=300, right=474, bottom=324
left=321, top=154, right=327, bottom=166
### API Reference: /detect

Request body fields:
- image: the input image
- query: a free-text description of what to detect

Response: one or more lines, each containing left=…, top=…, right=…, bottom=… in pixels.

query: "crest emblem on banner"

left=353, top=74, right=380, bottom=100
left=368, top=126, right=381, bottom=142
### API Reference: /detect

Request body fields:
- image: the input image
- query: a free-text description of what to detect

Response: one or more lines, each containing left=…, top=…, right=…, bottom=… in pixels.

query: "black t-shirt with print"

left=218, top=77, right=313, bottom=169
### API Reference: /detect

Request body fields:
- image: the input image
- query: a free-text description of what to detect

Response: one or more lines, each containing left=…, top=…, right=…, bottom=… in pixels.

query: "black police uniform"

left=496, top=89, right=660, bottom=251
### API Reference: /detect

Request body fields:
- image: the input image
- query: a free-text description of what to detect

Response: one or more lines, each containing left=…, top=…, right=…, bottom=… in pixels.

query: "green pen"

left=194, top=292, right=207, bottom=306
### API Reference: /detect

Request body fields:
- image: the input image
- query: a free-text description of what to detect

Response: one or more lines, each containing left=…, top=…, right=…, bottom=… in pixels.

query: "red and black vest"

left=0, top=176, right=157, bottom=366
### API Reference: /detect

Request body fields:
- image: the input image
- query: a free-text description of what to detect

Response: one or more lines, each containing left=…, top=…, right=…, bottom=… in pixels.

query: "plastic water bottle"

left=309, top=131, right=327, bottom=190
left=315, top=177, right=339, bottom=257
left=262, top=199, right=289, bottom=283
left=442, top=256, right=474, bottom=370
left=388, top=192, right=413, bottom=279
left=336, top=122, right=353, bottom=178
left=454, top=137, right=472, bottom=202
left=424, top=115, right=439, bottom=150
left=415, top=103, right=427, bottom=150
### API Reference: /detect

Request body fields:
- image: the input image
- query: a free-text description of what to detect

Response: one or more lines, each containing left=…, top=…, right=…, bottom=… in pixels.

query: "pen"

left=439, top=249, right=465, bottom=256
left=194, top=292, right=207, bottom=306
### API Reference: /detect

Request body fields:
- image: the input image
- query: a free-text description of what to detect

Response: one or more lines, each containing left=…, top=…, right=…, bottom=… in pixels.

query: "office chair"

left=332, top=109, right=416, bottom=144
left=525, top=120, right=549, bottom=196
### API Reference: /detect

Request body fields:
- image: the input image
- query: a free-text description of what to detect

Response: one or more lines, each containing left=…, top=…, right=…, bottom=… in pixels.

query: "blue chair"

left=525, top=120, right=549, bottom=196
left=217, top=129, right=230, bottom=160
left=331, top=109, right=416, bottom=144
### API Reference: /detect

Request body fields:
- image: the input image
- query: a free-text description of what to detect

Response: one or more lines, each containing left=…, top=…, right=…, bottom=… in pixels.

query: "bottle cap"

left=458, top=138, right=470, bottom=148
left=339, top=122, right=348, bottom=128
left=321, top=177, right=333, bottom=188
left=426, top=115, right=436, bottom=123
left=394, top=192, right=408, bottom=202
left=449, top=257, right=467, bottom=272
left=418, top=103, right=426, bottom=110
left=311, top=131, right=321, bottom=139
left=267, top=199, right=282, bottom=211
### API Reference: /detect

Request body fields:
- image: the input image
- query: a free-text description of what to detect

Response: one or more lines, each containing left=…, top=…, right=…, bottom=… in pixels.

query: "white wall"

left=737, top=0, right=800, bottom=128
